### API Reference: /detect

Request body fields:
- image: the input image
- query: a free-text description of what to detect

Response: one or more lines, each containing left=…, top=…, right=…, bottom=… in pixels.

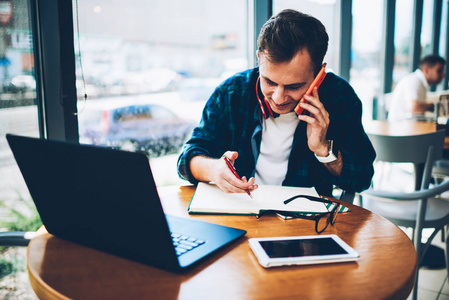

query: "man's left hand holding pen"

left=189, top=151, right=258, bottom=195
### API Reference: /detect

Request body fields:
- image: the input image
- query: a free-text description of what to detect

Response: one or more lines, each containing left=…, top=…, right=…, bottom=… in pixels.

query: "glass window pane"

left=350, top=0, right=384, bottom=122
left=421, top=0, right=434, bottom=56
left=74, top=0, right=248, bottom=186
left=393, top=0, right=414, bottom=88
left=273, top=0, right=339, bottom=71
left=0, top=0, right=40, bottom=297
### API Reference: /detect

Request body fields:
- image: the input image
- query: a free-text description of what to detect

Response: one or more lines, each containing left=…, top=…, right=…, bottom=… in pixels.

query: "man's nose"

left=272, top=87, right=286, bottom=103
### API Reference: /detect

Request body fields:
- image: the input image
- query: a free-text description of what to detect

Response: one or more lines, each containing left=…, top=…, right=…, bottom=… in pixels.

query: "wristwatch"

left=314, top=140, right=337, bottom=163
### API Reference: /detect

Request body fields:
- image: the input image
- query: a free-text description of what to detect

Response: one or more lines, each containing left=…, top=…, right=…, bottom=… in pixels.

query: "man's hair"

left=419, top=54, right=446, bottom=68
left=257, top=9, right=329, bottom=74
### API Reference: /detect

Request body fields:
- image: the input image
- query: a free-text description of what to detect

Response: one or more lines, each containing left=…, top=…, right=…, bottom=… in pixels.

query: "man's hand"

left=296, top=87, right=330, bottom=156
left=190, top=151, right=258, bottom=194
left=296, top=87, right=343, bottom=176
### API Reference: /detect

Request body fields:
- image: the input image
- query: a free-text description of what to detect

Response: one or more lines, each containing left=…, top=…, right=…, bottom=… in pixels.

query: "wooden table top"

left=27, top=185, right=417, bottom=300
left=364, top=119, right=449, bottom=149
left=363, top=120, right=439, bottom=136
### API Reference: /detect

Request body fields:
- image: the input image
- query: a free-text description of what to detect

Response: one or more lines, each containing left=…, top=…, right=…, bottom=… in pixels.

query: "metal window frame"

left=29, top=0, right=78, bottom=142
left=339, top=0, right=352, bottom=81
left=411, top=0, right=424, bottom=71
left=251, top=0, right=272, bottom=67
left=431, top=0, right=443, bottom=55
left=381, top=0, right=396, bottom=95
left=443, top=0, right=449, bottom=90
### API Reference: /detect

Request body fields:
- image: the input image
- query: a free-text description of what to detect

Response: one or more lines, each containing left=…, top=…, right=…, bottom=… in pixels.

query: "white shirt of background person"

left=388, top=69, right=428, bottom=121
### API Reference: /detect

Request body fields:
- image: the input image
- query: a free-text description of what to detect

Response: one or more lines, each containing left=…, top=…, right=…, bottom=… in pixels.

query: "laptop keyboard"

left=171, top=232, right=206, bottom=256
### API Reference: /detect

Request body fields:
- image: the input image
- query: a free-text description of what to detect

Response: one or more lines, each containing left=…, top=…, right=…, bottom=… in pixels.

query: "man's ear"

left=421, top=65, right=432, bottom=81
left=256, top=50, right=260, bottom=65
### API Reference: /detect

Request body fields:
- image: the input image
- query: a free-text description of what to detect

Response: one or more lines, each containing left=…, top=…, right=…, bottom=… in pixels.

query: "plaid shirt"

left=177, top=68, right=375, bottom=196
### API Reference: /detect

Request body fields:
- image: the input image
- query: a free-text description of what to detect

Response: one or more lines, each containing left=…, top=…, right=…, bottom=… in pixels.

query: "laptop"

left=6, top=134, right=246, bottom=272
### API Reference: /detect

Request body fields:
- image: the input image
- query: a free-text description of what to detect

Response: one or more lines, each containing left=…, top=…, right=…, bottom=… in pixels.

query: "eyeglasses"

left=282, top=195, right=341, bottom=234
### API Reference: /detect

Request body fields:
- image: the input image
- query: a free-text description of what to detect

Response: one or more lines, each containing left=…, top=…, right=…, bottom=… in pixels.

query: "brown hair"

left=419, top=54, right=446, bottom=69
left=257, top=9, right=329, bottom=74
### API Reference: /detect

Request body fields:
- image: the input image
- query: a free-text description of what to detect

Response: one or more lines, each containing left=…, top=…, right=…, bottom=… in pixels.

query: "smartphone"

left=294, top=63, right=327, bottom=115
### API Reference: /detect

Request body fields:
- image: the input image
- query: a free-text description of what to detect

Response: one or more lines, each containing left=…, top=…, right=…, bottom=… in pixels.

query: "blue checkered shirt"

left=177, top=68, right=375, bottom=196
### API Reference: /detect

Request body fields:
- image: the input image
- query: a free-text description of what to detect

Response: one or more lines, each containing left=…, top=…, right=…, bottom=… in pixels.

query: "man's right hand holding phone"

left=297, top=86, right=343, bottom=177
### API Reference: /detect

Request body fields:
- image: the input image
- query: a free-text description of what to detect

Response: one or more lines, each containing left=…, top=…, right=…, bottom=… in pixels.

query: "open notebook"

left=188, top=182, right=347, bottom=216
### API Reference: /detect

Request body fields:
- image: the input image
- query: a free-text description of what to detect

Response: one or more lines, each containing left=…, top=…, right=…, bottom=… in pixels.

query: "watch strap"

left=314, top=140, right=338, bottom=163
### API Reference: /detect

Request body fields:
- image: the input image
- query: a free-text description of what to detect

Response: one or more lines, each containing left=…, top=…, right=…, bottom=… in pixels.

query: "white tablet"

left=248, top=234, right=359, bottom=268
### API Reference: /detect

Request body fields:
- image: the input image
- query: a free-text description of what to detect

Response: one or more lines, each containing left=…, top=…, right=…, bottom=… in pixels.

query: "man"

left=177, top=9, right=375, bottom=197
left=388, top=54, right=446, bottom=121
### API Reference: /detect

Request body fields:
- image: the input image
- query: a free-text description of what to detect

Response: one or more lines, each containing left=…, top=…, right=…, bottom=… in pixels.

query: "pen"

left=223, top=156, right=253, bottom=199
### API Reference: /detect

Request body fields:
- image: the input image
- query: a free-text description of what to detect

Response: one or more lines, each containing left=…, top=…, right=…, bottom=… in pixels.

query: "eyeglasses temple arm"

left=283, top=195, right=332, bottom=205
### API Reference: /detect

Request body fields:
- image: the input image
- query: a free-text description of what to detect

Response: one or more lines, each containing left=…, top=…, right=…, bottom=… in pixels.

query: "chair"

left=0, top=232, right=34, bottom=246
left=0, top=204, right=36, bottom=247
left=361, top=130, right=449, bottom=300
left=433, top=159, right=449, bottom=183
left=338, top=190, right=355, bottom=203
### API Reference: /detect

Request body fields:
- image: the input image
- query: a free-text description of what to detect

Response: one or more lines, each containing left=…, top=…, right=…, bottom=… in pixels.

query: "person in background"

left=177, top=9, right=375, bottom=198
left=388, top=54, right=446, bottom=121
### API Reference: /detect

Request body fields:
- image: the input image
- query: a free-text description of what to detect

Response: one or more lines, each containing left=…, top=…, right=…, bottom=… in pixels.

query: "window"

left=350, top=0, right=385, bottom=122
left=74, top=0, right=249, bottom=186
left=0, top=2, right=39, bottom=213
left=393, top=0, right=414, bottom=88
left=421, top=0, right=434, bottom=56
left=0, top=0, right=39, bottom=297
left=272, top=0, right=340, bottom=71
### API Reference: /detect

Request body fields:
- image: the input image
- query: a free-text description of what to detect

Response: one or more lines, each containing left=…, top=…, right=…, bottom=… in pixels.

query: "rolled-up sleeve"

left=177, top=87, right=231, bottom=184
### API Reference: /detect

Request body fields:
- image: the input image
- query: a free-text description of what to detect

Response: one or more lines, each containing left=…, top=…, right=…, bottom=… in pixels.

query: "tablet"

left=248, top=235, right=359, bottom=268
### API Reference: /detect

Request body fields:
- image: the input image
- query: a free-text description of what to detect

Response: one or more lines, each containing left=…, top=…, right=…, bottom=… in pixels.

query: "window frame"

left=30, top=0, right=449, bottom=138
left=30, top=0, right=78, bottom=142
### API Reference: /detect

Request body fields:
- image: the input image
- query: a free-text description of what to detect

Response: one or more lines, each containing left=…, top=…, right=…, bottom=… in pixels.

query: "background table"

left=28, top=185, right=417, bottom=300
left=364, top=119, right=449, bottom=149
left=364, top=120, right=448, bottom=189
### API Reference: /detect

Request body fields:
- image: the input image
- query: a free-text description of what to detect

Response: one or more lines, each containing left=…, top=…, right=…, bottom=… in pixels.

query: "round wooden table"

left=363, top=120, right=438, bottom=136
left=364, top=119, right=449, bottom=149
left=27, top=185, right=416, bottom=300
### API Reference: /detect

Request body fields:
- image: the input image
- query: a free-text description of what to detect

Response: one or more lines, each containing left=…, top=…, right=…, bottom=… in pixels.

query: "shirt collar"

left=415, top=69, right=429, bottom=89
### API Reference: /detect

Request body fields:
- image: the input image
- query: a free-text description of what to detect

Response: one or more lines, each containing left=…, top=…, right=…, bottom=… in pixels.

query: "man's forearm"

left=323, top=151, right=343, bottom=177
left=189, top=155, right=216, bottom=183
left=412, top=101, right=434, bottom=114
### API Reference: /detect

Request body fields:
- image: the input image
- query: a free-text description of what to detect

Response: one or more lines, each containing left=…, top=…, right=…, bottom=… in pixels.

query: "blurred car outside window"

left=78, top=103, right=196, bottom=158
left=74, top=0, right=248, bottom=186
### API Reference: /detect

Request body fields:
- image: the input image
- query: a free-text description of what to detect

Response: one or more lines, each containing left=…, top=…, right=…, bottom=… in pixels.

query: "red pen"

left=223, top=156, right=253, bottom=199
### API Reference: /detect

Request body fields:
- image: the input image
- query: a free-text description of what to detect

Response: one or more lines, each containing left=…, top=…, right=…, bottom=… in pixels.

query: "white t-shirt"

left=255, top=112, right=300, bottom=185
left=388, top=69, right=428, bottom=121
